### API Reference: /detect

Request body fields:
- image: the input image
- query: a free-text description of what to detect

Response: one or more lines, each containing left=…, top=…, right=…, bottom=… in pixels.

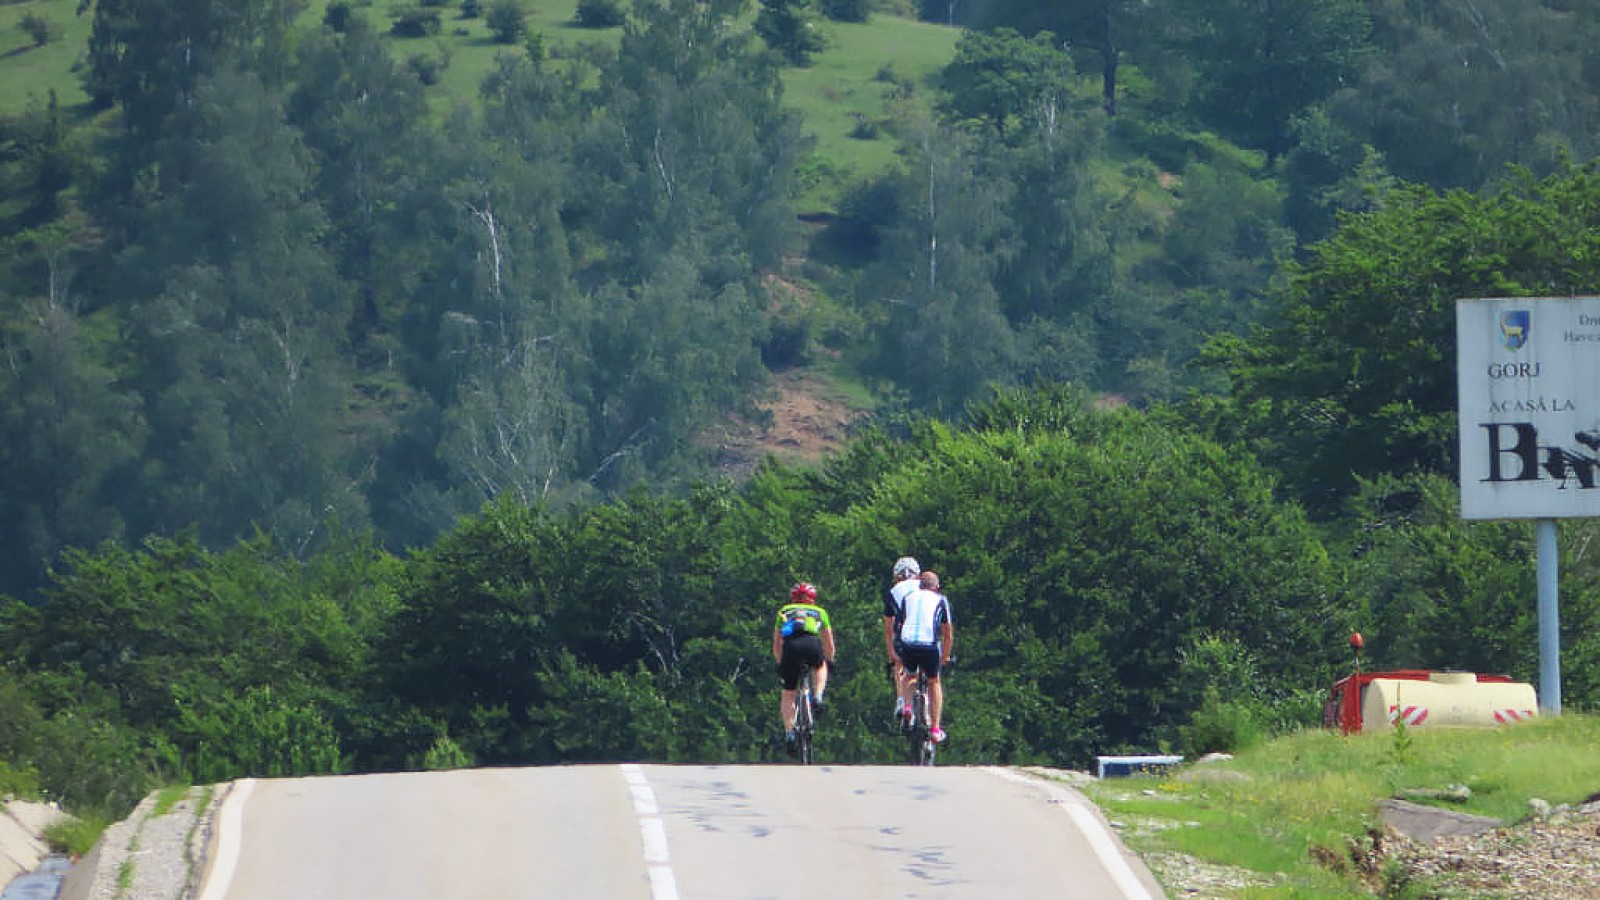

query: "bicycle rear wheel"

left=796, top=672, right=816, bottom=765
left=907, top=685, right=933, bottom=766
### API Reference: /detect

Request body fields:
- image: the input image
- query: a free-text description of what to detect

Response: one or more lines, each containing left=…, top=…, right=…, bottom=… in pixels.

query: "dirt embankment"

left=702, top=369, right=863, bottom=479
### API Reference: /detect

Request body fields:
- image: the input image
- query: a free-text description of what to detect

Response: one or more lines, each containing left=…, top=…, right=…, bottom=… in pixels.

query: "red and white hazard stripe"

left=1388, top=705, right=1429, bottom=727
left=1493, top=708, right=1536, bottom=724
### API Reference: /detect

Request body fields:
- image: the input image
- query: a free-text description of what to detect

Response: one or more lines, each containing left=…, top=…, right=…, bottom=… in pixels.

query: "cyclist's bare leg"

left=929, top=676, right=944, bottom=731
left=896, top=662, right=912, bottom=711
left=780, top=688, right=798, bottom=731
left=814, top=662, right=829, bottom=699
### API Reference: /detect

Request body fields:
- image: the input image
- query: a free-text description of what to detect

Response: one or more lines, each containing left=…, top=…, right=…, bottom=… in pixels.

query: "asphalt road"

left=195, top=765, right=1165, bottom=900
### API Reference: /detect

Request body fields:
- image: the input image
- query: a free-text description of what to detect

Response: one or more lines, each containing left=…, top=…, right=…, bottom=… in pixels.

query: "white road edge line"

left=984, top=767, right=1158, bottom=900
left=620, top=764, right=680, bottom=900
left=195, top=777, right=257, bottom=900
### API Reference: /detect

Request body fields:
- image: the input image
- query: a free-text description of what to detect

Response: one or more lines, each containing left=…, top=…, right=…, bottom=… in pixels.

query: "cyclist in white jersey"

left=896, top=570, right=954, bottom=742
left=883, top=556, right=921, bottom=724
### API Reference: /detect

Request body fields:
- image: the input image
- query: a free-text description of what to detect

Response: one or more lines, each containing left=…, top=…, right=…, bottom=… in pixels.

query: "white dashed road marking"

left=621, top=764, right=680, bottom=900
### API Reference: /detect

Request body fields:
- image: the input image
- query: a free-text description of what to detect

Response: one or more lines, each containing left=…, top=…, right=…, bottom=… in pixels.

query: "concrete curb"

left=0, top=802, right=56, bottom=887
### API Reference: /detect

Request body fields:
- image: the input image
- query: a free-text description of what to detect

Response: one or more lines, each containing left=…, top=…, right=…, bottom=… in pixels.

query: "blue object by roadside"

left=1096, top=754, right=1184, bottom=779
left=2, top=855, right=71, bottom=900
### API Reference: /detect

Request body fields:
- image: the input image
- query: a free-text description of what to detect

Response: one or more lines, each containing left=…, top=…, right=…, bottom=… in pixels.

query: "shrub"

left=819, top=0, right=868, bottom=22
left=324, top=1, right=353, bottom=31
left=390, top=7, right=443, bottom=38
left=485, top=0, right=527, bottom=43
left=1178, top=686, right=1267, bottom=757
left=573, top=0, right=626, bottom=28
left=19, top=12, right=59, bottom=47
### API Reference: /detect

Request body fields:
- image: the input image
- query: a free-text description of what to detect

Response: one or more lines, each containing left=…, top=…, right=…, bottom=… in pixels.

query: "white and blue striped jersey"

left=898, top=588, right=951, bottom=647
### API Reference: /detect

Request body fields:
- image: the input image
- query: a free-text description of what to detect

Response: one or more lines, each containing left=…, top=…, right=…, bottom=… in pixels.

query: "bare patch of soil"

left=703, top=369, right=864, bottom=479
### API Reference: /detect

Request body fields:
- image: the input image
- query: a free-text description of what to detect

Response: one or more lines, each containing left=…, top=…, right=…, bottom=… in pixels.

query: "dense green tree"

left=485, top=0, right=529, bottom=43
left=1277, top=106, right=1397, bottom=245
left=83, top=0, right=303, bottom=141
left=855, top=116, right=1016, bottom=413
left=110, top=69, right=363, bottom=551
left=973, top=0, right=1152, bottom=117
left=938, top=28, right=1074, bottom=140
left=1167, top=0, right=1371, bottom=158
left=1204, top=162, right=1600, bottom=513
left=818, top=387, right=1344, bottom=761
left=574, top=0, right=627, bottom=28
left=1330, top=0, right=1600, bottom=191
left=755, top=0, right=826, bottom=67
left=0, top=299, right=142, bottom=600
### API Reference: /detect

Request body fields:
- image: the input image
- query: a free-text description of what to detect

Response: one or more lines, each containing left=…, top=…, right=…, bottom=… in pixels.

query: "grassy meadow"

left=1080, top=714, right=1600, bottom=898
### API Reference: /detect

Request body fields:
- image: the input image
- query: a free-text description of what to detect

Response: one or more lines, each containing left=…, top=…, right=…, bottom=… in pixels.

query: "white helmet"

left=892, top=556, right=921, bottom=580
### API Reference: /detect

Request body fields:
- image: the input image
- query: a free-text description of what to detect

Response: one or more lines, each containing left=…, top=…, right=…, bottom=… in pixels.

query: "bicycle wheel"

left=796, top=671, right=816, bottom=765
left=908, top=684, right=930, bottom=766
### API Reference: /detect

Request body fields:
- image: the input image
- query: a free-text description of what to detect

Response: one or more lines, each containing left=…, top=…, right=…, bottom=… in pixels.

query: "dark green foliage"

left=485, top=0, right=527, bottom=43
left=1165, top=0, right=1372, bottom=159
left=1330, top=0, right=1600, bottom=191
left=573, top=0, right=625, bottom=28
left=938, top=28, right=1073, bottom=139
left=19, top=12, right=59, bottom=47
left=175, top=685, right=344, bottom=783
left=1204, top=162, right=1600, bottom=513
left=9, top=0, right=1600, bottom=812
left=972, top=0, right=1151, bottom=117
left=390, top=7, right=443, bottom=38
left=323, top=1, right=354, bottom=31
left=82, top=0, right=299, bottom=138
left=755, top=0, right=826, bottom=66
left=818, top=0, right=867, bottom=23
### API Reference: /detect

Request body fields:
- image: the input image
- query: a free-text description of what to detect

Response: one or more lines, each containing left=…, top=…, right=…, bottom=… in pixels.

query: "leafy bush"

left=324, top=1, right=354, bottom=31
left=421, top=733, right=473, bottom=770
left=407, top=50, right=448, bottom=85
left=485, top=0, right=528, bottom=43
left=820, top=0, right=868, bottom=22
left=18, top=12, right=59, bottom=47
left=43, top=812, right=108, bottom=857
left=1178, top=685, right=1267, bottom=757
left=0, top=759, right=40, bottom=798
left=573, top=0, right=626, bottom=28
left=390, top=7, right=443, bottom=37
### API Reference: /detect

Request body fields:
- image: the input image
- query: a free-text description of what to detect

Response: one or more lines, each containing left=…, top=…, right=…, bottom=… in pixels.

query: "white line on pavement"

left=620, top=764, right=680, bottom=900
left=195, top=778, right=257, bottom=900
left=985, top=767, right=1158, bottom=900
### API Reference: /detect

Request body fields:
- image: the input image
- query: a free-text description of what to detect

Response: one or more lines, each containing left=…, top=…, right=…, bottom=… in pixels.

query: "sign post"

left=1456, top=296, right=1600, bottom=714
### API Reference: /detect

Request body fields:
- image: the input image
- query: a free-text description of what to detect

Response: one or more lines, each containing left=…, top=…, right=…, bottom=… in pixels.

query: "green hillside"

left=0, top=0, right=955, bottom=198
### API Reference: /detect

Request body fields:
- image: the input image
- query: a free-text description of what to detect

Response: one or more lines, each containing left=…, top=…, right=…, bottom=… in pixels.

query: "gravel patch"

left=68, top=786, right=226, bottom=900
left=1390, top=799, right=1600, bottom=899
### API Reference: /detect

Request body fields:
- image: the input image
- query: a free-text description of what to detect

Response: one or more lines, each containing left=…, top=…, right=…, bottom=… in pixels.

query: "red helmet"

left=790, top=582, right=817, bottom=602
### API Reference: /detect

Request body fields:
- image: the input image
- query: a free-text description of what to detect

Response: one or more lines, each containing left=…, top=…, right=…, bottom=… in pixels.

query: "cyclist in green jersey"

left=773, top=582, right=836, bottom=754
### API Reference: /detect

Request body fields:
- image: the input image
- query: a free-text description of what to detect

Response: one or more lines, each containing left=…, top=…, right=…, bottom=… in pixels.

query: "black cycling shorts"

left=899, top=642, right=942, bottom=679
left=778, top=635, right=825, bottom=690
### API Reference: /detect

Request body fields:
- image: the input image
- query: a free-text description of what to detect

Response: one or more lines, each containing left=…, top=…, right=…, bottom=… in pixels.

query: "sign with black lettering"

left=1457, top=297, right=1600, bottom=518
